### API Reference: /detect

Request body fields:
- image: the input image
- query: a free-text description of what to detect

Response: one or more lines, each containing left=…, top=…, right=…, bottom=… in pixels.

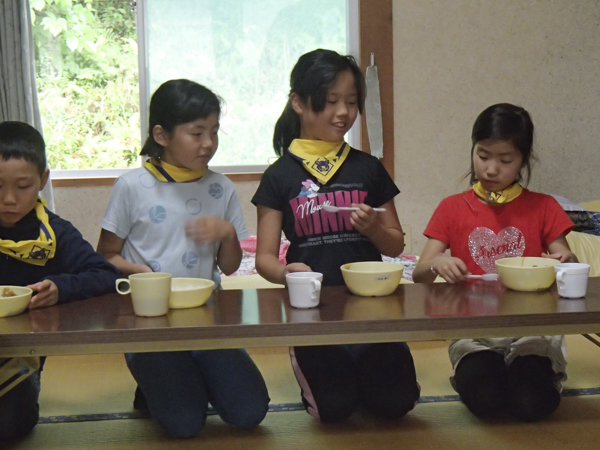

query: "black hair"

left=273, top=48, right=366, bottom=157
left=468, top=103, right=535, bottom=186
left=0, top=121, right=46, bottom=174
left=140, top=79, right=223, bottom=160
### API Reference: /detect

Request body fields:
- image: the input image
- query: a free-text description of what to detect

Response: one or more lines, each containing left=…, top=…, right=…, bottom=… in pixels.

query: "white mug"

left=286, top=272, right=323, bottom=309
left=116, top=272, right=172, bottom=317
left=554, top=263, right=590, bottom=299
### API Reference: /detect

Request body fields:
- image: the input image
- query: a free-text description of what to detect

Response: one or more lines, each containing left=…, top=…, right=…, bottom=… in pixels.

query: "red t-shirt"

left=424, top=189, right=574, bottom=274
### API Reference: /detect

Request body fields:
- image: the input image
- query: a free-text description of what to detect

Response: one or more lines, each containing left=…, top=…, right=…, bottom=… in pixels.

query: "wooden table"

left=1, top=278, right=600, bottom=357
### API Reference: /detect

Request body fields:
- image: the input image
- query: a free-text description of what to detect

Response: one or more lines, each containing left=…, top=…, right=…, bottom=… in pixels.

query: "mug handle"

left=556, top=270, right=566, bottom=287
left=311, top=279, right=321, bottom=301
left=116, top=278, right=131, bottom=295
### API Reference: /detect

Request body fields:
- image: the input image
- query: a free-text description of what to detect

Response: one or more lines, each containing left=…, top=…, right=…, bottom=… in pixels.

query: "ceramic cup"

left=116, top=272, right=172, bottom=317
left=285, top=272, right=323, bottom=309
left=554, top=263, right=591, bottom=299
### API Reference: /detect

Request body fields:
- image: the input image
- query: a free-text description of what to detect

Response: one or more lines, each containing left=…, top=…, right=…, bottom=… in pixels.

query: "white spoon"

left=466, top=273, right=499, bottom=281
left=322, top=205, right=386, bottom=213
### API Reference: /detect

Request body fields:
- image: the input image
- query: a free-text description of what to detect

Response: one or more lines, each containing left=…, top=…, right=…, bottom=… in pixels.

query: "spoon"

left=466, top=273, right=499, bottom=281
left=322, top=205, right=386, bottom=213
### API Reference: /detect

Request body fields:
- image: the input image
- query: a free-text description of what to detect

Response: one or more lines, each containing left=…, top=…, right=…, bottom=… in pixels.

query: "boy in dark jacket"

left=0, top=121, right=119, bottom=440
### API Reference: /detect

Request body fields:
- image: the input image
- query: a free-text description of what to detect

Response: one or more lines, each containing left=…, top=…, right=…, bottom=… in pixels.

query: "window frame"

left=51, top=0, right=393, bottom=187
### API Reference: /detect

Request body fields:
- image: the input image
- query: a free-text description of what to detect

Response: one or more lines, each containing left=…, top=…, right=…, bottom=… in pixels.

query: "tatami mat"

left=6, top=335, right=600, bottom=449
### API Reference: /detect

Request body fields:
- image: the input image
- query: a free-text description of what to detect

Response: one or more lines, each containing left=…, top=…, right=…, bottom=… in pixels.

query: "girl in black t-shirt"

left=252, top=49, right=420, bottom=423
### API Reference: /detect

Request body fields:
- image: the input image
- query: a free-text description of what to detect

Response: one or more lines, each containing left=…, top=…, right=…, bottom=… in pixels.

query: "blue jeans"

left=0, top=371, right=40, bottom=440
left=125, top=349, right=270, bottom=438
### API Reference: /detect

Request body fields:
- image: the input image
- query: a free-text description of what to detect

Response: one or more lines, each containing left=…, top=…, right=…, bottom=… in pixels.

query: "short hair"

left=0, top=121, right=47, bottom=174
left=140, top=79, right=223, bottom=160
left=468, top=103, right=535, bottom=186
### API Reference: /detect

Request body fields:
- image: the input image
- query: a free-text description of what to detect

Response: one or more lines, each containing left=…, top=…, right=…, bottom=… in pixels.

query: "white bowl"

left=340, top=262, right=403, bottom=297
left=0, top=286, right=33, bottom=317
left=169, top=278, right=214, bottom=309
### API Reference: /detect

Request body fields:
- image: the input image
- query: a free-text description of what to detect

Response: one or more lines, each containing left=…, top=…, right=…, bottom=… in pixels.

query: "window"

left=32, top=0, right=394, bottom=184
left=31, top=0, right=139, bottom=172
left=139, top=0, right=355, bottom=173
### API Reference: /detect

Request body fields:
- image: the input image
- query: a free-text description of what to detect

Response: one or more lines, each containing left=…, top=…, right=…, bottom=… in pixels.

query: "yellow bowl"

left=0, top=286, right=33, bottom=318
left=495, top=257, right=560, bottom=292
left=169, top=278, right=214, bottom=309
left=340, top=262, right=403, bottom=297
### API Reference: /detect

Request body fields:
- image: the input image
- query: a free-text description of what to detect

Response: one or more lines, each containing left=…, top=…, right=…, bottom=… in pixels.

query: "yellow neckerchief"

left=0, top=198, right=56, bottom=266
left=472, top=181, right=523, bottom=204
left=288, top=139, right=350, bottom=184
left=143, top=159, right=206, bottom=182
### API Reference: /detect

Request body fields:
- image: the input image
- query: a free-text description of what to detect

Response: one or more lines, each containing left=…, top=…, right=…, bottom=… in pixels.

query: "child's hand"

left=134, top=264, right=154, bottom=274
left=349, top=203, right=380, bottom=236
left=26, top=279, right=59, bottom=309
left=542, top=250, right=578, bottom=263
left=185, top=217, right=234, bottom=244
left=283, top=262, right=313, bottom=278
left=431, top=255, right=470, bottom=284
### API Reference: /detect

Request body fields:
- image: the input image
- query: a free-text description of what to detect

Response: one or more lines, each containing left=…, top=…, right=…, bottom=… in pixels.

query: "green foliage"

left=31, top=0, right=139, bottom=169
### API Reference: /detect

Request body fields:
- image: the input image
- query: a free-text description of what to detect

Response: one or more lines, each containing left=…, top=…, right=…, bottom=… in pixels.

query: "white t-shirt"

left=102, top=167, right=249, bottom=287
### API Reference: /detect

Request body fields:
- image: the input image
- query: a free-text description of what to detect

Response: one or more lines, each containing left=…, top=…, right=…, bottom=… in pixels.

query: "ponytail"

left=273, top=100, right=301, bottom=157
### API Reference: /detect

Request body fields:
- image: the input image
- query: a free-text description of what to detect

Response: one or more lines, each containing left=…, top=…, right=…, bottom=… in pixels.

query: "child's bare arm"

left=544, top=235, right=578, bottom=262
left=350, top=200, right=404, bottom=257
left=255, top=205, right=311, bottom=285
left=413, top=238, right=469, bottom=283
left=185, top=217, right=242, bottom=275
left=97, top=229, right=152, bottom=276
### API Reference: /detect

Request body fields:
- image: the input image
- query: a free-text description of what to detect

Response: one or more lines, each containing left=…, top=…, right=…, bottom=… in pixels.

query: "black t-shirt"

left=252, top=148, right=400, bottom=286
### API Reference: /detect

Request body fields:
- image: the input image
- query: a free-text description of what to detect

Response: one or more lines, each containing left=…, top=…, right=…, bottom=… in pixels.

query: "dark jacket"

left=0, top=209, right=119, bottom=303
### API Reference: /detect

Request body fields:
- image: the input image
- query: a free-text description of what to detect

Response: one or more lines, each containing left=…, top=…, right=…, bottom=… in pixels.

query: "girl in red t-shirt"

left=413, top=103, right=577, bottom=422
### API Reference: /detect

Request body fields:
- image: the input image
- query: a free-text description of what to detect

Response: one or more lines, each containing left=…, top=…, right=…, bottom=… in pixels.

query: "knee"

left=226, top=405, right=269, bottom=429
left=508, top=355, right=561, bottom=422
left=509, top=386, right=560, bottom=422
left=316, top=398, right=356, bottom=423
left=158, top=411, right=206, bottom=438
left=454, top=351, right=508, bottom=418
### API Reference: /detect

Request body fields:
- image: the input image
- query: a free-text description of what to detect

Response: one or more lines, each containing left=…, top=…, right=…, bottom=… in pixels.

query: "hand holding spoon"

left=323, top=205, right=386, bottom=213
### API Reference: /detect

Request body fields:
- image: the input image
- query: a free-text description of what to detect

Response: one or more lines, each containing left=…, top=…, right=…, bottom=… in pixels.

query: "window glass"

left=144, top=0, right=347, bottom=167
left=31, top=0, right=139, bottom=170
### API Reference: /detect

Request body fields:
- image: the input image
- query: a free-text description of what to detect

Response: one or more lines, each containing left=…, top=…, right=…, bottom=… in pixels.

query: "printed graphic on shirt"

left=468, top=226, right=525, bottom=273
left=139, top=172, right=157, bottom=189
left=299, top=180, right=320, bottom=198
left=209, top=183, right=223, bottom=199
left=182, top=251, right=199, bottom=269
left=147, top=259, right=161, bottom=272
left=289, top=183, right=367, bottom=239
left=185, top=199, right=203, bottom=215
left=149, top=206, right=167, bottom=224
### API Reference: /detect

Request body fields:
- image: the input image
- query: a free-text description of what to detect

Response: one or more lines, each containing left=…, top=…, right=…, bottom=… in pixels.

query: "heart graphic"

left=468, top=226, right=525, bottom=273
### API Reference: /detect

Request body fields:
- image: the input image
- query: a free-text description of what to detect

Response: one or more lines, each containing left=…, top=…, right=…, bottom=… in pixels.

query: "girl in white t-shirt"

left=98, top=79, right=269, bottom=438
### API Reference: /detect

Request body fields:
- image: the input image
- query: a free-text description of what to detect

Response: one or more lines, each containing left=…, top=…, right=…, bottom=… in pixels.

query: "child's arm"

left=255, top=205, right=311, bottom=285
left=185, top=217, right=242, bottom=275
left=350, top=200, right=405, bottom=257
left=413, top=238, right=469, bottom=283
left=97, top=229, right=152, bottom=276
left=543, top=235, right=578, bottom=263
left=26, top=279, right=59, bottom=309
left=28, top=223, right=120, bottom=307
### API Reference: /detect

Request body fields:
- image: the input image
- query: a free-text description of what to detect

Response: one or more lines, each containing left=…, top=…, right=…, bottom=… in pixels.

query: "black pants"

left=0, top=371, right=40, bottom=440
left=453, top=351, right=561, bottom=422
left=291, top=342, right=420, bottom=423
